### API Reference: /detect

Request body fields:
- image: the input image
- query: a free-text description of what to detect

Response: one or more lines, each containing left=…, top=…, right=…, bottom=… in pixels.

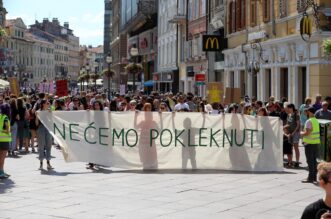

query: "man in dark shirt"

left=301, top=162, right=331, bottom=219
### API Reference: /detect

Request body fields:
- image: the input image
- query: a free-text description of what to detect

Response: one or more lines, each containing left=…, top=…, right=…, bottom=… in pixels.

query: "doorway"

left=280, top=68, right=288, bottom=100
left=265, top=69, right=271, bottom=101
left=298, top=67, right=307, bottom=105
left=240, top=70, right=246, bottom=96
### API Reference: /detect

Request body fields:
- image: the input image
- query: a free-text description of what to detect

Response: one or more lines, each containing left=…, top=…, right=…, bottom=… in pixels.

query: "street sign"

left=202, top=35, right=222, bottom=52
left=8, top=77, right=19, bottom=96
left=56, top=80, right=68, bottom=97
left=195, top=73, right=205, bottom=82
left=207, top=82, right=224, bottom=103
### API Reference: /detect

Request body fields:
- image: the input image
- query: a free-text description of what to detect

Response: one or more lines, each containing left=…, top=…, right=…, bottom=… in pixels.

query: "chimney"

left=43, top=18, right=49, bottom=23
left=52, top=18, right=59, bottom=25
left=64, top=22, right=69, bottom=29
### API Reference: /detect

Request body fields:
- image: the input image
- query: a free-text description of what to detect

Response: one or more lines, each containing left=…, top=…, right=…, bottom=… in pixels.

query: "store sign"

left=248, top=31, right=267, bottom=42
left=139, top=38, right=148, bottom=49
left=203, top=35, right=221, bottom=51
left=56, top=80, right=68, bottom=97
left=195, top=73, right=205, bottom=82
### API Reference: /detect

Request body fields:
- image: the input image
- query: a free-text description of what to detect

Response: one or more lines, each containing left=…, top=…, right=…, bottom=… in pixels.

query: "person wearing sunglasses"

left=158, top=102, right=169, bottom=112
left=301, top=162, right=331, bottom=219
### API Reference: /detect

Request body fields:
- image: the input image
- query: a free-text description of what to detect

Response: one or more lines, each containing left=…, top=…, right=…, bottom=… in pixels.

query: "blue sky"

left=4, top=0, right=104, bottom=46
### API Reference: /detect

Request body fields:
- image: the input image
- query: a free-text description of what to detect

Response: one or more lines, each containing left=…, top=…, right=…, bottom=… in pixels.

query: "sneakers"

left=47, top=161, right=54, bottom=170
left=301, top=178, right=316, bottom=183
left=0, top=171, right=10, bottom=179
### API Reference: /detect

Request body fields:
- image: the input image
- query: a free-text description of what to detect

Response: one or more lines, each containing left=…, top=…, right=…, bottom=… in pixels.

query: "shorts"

left=289, top=131, right=300, bottom=144
left=0, top=142, right=9, bottom=151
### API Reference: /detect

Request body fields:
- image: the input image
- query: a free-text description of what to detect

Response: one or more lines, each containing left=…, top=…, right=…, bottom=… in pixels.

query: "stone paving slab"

left=0, top=146, right=323, bottom=219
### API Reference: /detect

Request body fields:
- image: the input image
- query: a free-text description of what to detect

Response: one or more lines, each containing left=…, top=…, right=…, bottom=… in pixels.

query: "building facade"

left=156, top=0, right=178, bottom=92
left=30, top=18, right=79, bottom=81
left=104, top=0, right=112, bottom=58
left=26, top=32, right=55, bottom=86
left=223, top=0, right=331, bottom=105
left=184, top=0, right=208, bottom=96
left=5, top=18, right=34, bottom=87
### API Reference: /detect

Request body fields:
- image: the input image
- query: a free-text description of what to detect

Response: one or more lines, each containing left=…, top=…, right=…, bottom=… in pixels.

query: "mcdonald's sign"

left=203, top=35, right=222, bottom=52
left=300, top=15, right=312, bottom=38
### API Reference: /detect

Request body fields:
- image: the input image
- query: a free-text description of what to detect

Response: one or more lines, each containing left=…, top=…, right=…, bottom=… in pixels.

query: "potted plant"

left=125, top=63, right=143, bottom=91
left=0, top=27, right=7, bottom=39
left=102, top=69, right=115, bottom=78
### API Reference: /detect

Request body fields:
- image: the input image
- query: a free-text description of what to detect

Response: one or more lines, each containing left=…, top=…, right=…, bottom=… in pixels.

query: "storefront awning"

left=144, top=80, right=154, bottom=87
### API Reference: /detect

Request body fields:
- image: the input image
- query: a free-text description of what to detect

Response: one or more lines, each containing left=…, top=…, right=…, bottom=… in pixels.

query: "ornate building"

left=223, top=0, right=331, bottom=105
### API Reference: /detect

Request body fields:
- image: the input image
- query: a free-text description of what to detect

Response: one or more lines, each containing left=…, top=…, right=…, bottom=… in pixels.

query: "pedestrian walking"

left=35, top=100, right=53, bottom=170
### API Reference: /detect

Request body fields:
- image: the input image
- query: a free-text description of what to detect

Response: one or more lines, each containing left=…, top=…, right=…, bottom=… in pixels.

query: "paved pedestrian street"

left=0, top=146, right=323, bottom=219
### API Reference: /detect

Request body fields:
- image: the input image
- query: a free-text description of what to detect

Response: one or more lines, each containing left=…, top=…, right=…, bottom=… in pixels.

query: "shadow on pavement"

left=0, top=178, right=15, bottom=194
left=110, top=169, right=296, bottom=175
left=39, top=169, right=91, bottom=176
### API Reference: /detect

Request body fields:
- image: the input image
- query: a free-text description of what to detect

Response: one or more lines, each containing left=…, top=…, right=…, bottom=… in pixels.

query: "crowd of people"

left=0, top=90, right=330, bottom=179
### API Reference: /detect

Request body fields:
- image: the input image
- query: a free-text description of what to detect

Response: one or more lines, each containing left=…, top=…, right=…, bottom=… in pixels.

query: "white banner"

left=37, top=111, right=283, bottom=171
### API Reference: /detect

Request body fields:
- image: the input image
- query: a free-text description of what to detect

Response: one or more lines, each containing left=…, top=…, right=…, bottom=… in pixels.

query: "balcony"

left=169, top=14, right=186, bottom=24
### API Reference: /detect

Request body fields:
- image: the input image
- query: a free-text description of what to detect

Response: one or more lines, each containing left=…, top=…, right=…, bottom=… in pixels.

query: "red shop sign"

left=195, top=74, right=205, bottom=82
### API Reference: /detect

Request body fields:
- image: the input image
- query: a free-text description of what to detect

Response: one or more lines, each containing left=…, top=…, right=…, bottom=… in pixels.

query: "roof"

left=25, top=32, right=53, bottom=45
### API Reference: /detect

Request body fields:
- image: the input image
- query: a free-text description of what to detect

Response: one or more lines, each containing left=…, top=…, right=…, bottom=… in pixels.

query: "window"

left=279, top=0, right=287, bottom=18
left=229, top=0, right=246, bottom=33
left=229, top=1, right=235, bottom=33
left=297, top=0, right=307, bottom=12
left=250, top=0, right=257, bottom=27
left=262, top=0, right=270, bottom=23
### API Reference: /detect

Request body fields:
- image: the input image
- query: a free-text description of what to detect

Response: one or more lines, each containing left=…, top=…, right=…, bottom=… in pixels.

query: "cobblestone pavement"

left=0, top=146, right=323, bottom=219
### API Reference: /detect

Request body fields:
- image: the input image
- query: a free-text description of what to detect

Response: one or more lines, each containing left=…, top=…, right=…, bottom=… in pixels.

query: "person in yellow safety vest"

left=0, top=103, right=12, bottom=179
left=301, top=106, right=321, bottom=183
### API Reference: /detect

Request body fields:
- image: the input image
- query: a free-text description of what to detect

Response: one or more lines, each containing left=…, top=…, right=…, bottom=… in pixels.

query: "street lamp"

left=67, top=75, right=71, bottom=95
left=85, top=63, right=90, bottom=91
left=93, top=62, right=99, bottom=92
left=79, top=67, right=85, bottom=91
left=106, top=54, right=113, bottom=99
left=130, top=47, right=139, bottom=92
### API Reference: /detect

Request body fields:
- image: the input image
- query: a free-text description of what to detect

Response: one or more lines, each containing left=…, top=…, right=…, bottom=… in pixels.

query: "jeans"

left=10, top=122, right=17, bottom=151
left=37, top=125, right=52, bottom=161
left=304, top=144, right=318, bottom=181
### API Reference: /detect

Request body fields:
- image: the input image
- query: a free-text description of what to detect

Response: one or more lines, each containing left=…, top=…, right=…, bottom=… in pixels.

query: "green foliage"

left=323, top=38, right=331, bottom=56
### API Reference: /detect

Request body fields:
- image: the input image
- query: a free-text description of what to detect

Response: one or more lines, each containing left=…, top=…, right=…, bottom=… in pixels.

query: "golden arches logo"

left=205, top=37, right=219, bottom=50
left=300, top=15, right=312, bottom=37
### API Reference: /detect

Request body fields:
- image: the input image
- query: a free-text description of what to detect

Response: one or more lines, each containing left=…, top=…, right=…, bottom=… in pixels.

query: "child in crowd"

left=283, top=125, right=293, bottom=167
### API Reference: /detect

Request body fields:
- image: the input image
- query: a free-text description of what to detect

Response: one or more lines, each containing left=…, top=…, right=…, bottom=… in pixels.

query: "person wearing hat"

left=301, top=106, right=320, bottom=183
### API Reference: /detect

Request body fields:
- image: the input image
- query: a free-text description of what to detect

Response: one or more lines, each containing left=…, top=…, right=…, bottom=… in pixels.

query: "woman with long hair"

left=35, top=100, right=53, bottom=170
left=86, top=100, right=104, bottom=170
left=9, top=99, right=18, bottom=156
left=28, top=101, right=37, bottom=153
left=286, top=103, right=301, bottom=167
left=17, top=98, right=29, bottom=152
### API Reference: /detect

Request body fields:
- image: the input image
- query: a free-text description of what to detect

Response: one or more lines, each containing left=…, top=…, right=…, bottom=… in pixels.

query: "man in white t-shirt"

left=174, top=95, right=190, bottom=112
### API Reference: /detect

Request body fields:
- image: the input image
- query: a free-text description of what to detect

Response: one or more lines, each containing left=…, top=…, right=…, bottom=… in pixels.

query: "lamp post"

left=85, top=63, right=90, bottom=91
left=79, top=67, right=85, bottom=91
left=106, top=54, right=112, bottom=100
left=67, top=75, right=71, bottom=95
left=130, top=47, right=139, bottom=92
left=42, top=76, right=47, bottom=93
left=93, top=61, right=99, bottom=92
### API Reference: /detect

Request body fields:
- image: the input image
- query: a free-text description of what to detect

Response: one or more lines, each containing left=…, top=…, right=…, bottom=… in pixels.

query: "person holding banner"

left=0, top=104, right=11, bottom=179
left=35, top=100, right=53, bottom=170
left=86, top=100, right=104, bottom=170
